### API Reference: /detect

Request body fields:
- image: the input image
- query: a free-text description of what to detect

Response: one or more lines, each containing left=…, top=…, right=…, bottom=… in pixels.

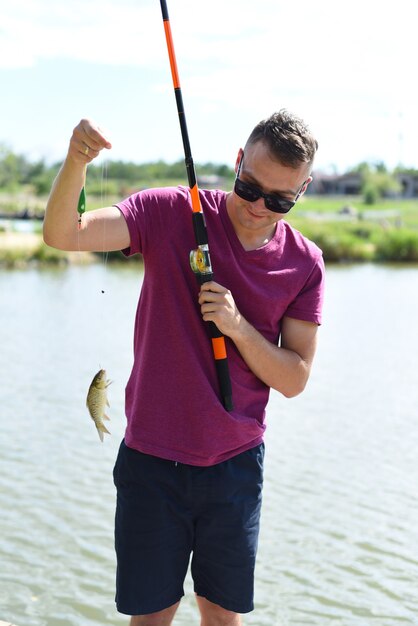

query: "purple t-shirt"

left=116, top=186, right=324, bottom=466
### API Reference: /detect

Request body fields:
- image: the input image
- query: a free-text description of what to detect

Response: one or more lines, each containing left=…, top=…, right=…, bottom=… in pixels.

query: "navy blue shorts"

left=113, top=440, right=264, bottom=616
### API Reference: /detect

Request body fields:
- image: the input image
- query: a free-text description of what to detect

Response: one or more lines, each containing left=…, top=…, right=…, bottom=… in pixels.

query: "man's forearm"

left=229, top=317, right=311, bottom=398
left=198, top=281, right=318, bottom=398
left=44, top=119, right=113, bottom=250
left=43, top=157, right=86, bottom=250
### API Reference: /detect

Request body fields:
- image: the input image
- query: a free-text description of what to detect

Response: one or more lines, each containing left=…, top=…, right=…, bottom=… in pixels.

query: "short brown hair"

left=245, top=109, right=318, bottom=168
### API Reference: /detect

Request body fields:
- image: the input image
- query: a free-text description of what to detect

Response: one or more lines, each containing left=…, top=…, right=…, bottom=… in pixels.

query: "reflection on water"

left=1, top=263, right=418, bottom=625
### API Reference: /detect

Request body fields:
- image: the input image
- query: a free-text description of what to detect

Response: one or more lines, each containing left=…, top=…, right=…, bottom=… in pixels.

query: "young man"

left=44, top=110, right=325, bottom=626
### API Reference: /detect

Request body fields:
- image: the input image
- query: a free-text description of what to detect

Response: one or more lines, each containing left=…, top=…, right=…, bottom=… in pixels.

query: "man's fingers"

left=69, top=137, right=99, bottom=163
left=68, top=119, right=112, bottom=164
left=199, top=290, right=216, bottom=303
left=199, top=282, right=228, bottom=305
left=198, top=289, right=226, bottom=307
left=79, top=118, right=112, bottom=150
left=199, top=281, right=225, bottom=294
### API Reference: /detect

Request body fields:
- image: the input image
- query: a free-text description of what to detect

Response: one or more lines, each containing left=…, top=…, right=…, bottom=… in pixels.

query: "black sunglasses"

left=234, top=152, right=306, bottom=214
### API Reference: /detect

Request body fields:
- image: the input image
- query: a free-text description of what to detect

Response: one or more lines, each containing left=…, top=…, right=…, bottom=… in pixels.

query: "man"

left=44, top=109, right=324, bottom=626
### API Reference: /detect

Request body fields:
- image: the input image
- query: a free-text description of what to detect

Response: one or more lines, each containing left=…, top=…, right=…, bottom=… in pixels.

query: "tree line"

left=0, top=144, right=235, bottom=197
left=1, top=143, right=417, bottom=204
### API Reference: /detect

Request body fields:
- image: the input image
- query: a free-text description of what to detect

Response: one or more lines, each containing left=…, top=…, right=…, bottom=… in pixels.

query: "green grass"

left=288, top=195, right=418, bottom=262
left=2, top=189, right=418, bottom=264
left=374, top=229, right=418, bottom=262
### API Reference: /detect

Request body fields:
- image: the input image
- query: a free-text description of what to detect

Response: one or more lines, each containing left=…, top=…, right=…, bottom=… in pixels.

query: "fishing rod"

left=159, top=0, right=233, bottom=411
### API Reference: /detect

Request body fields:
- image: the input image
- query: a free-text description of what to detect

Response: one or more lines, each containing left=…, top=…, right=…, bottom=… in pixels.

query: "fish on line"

left=86, top=369, right=112, bottom=442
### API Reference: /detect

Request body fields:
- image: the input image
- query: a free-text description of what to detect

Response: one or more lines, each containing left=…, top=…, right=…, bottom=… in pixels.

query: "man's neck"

left=226, top=192, right=278, bottom=251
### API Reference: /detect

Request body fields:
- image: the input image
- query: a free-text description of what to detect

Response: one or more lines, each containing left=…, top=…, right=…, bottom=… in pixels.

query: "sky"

left=1, top=0, right=417, bottom=174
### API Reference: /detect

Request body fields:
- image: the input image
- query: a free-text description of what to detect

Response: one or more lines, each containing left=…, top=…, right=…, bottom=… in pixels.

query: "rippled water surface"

left=1, top=263, right=418, bottom=626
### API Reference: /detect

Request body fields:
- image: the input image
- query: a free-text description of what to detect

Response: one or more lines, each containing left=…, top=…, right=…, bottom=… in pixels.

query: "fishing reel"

left=189, top=245, right=213, bottom=278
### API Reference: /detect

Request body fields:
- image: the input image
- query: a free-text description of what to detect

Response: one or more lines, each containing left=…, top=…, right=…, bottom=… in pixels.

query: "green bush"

left=363, top=184, right=379, bottom=205
left=312, top=231, right=374, bottom=262
left=30, top=242, right=69, bottom=265
left=85, top=179, right=120, bottom=197
left=0, top=248, right=27, bottom=267
left=299, top=223, right=375, bottom=262
left=374, top=230, right=418, bottom=262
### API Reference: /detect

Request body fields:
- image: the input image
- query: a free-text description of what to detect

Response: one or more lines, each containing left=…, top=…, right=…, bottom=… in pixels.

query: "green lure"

left=77, top=187, right=86, bottom=229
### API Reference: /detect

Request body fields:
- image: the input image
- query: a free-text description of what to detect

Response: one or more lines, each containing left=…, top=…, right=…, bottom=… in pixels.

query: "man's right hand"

left=44, top=119, right=130, bottom=252
left=68, top=119, right=112, bottom=164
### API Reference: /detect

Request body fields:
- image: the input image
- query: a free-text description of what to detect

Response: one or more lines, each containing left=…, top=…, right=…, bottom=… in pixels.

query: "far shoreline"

left=1, top=229, right=418, bottom=268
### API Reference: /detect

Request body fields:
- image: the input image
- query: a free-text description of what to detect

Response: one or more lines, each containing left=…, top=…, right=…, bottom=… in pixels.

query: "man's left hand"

left=198, top=281, right=241, bottom=338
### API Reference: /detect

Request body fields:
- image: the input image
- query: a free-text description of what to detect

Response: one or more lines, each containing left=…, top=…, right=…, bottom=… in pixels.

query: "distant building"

left=197, top=175, right=225, bottom=189
left=397, top=173, right=418, bottom=198
left=309, top=172, right=362, bottom=195
left=309, top=171, right=418, bottom=198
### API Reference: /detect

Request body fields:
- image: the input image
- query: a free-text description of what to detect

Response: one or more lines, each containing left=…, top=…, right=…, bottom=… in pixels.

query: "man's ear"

left=302, top=176, right=313, bottom=195
left=234, top=148, right=244, bottom=174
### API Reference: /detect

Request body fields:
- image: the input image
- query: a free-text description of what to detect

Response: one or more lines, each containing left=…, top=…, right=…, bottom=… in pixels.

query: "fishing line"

left=80, top=159, right=113, bottom=442
left=100, top=158, right=109, bottom=294
left=95, top=157, right=111, bottom=351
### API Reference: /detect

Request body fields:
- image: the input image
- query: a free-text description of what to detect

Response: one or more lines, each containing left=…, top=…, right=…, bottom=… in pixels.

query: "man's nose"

left=251, top=197, right=268, bottom=212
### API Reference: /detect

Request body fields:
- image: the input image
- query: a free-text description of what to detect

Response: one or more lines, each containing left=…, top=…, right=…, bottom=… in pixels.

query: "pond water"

left=1, top=263, right=417, bottom=626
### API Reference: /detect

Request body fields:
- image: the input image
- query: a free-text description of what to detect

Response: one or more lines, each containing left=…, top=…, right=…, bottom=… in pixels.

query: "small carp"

left=86, top=369, right=111, bottom=442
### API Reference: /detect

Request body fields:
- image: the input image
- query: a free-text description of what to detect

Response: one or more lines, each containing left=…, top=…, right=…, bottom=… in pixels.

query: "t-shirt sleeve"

left=114, top=187, right=190, bottom=257
left=114, top=193, right=146, bottom=257
left=284, top=253, right=325, bottom=325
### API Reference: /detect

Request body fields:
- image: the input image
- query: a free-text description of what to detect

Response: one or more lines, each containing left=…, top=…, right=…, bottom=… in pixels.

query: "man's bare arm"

left=43, top=119, right=130, bottom=252
left=199, top=281, right=318, bottom=398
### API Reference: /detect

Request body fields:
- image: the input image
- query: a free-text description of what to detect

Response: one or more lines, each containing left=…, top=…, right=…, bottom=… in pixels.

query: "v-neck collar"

left=219, top=195, right=284, bottom=258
